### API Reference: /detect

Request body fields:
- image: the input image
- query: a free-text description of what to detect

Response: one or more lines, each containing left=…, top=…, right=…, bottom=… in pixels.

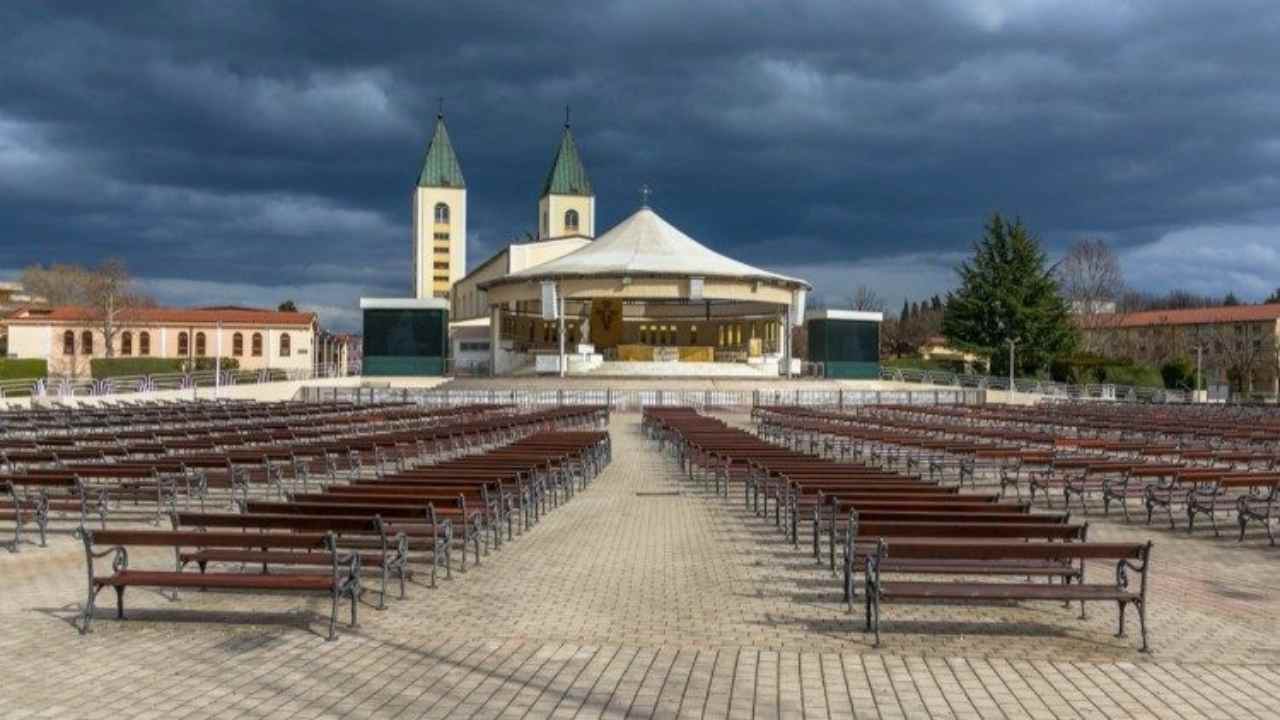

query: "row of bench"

left=644, top=407, right=1155, bottom=651
left=73, top=405, right=611, bottom=639
left=2, top=402, right=603, bottom=548
left=760, top=406, right=1280, bottom=545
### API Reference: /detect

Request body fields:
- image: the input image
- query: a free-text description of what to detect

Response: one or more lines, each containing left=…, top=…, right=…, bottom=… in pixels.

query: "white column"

left=489, top=306, right=501, bottom=377
left=558, top=293, right=567, bottom=378
left=783, top=307, right=792, bottom=378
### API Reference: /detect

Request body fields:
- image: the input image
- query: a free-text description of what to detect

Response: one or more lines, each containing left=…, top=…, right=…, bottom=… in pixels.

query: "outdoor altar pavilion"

left=477, top=205, right=814, bottom=376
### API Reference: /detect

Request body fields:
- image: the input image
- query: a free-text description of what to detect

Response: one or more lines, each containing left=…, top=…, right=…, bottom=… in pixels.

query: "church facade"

left=411, top=113, right=828, bottom=378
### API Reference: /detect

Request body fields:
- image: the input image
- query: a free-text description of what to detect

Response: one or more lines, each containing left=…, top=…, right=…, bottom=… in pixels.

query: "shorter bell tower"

left=538, top=111, right=595, bottom=241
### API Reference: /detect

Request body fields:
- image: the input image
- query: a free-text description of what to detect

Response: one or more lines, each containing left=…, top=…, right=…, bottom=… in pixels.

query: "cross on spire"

left=437, top=97, right=444, bottom=118
left=639, top=184, right=652, bottom=208
left=564, top=104, right=571, bottom=127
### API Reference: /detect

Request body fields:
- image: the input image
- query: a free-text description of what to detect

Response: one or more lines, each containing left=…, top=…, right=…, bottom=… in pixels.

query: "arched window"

left=139, top=332, right=151, bottom=356
left=232, top=332, right=244, bottom=357
left=279, top=333, right=291, bottom=357
left=81, top=331, right=94, bottom=355
left=121, top=331, right=133, bottom=356
left=564, top=209, right=579, bottom=232
left=195, top=332, right=206, bottom=356
left=251, top=333, right=263, bottom=357
left=63, top=330, right=75, bottom=356
left=433, top=202, right=449, bottom=224
left=177, top=332, right=189, bottom=356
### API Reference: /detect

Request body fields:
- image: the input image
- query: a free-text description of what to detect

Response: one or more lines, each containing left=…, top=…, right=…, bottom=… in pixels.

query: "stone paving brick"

left=1, top=414, right=1279, bottom=718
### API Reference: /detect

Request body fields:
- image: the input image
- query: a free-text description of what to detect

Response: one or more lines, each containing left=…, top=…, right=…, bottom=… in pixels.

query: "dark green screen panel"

left=807, top=318, right=880, bottom=378
left=362, top=308, right=448, bottom=376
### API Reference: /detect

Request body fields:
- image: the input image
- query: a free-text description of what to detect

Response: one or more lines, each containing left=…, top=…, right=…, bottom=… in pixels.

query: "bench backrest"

left=173, top=512, right=381, bottom=535
left=876, top=540, right=1148, bottom=561
left=88, top=528, right=331, bottom=549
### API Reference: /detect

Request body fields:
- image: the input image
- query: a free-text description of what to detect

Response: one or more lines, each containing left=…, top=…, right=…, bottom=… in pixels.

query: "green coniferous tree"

left=942, top=213, right=1077, bottom=376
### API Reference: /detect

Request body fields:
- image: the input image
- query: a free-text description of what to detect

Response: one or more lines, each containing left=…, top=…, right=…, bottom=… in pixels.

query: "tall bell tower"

left=413, top=110, right=467, bottom=299
left=538, top=111, right=595, bottom=241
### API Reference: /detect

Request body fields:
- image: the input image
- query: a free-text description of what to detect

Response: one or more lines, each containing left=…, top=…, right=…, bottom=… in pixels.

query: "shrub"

left=1101, top=363, right=1164, bottom=388
left=882, top=356, right=971, bottom=374
left=192, top=357, right=240, bottom=372
left=1049, top=354, right=1109, bottom=384
left=0, top=358, right=47, bottom=381
left=1160, top=357, right=1196, bottom=390
left=90, top=358, right=183, bottom=379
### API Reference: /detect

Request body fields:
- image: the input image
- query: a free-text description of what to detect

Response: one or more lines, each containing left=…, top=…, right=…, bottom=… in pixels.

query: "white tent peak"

left=491, top=206, right=810, bottom=288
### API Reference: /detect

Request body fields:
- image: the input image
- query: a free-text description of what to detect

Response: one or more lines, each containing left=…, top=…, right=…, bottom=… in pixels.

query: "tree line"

left=849, top=213, right=1277, bottom=393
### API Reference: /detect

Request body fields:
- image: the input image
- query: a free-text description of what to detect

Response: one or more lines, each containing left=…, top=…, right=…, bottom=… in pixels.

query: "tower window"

left=434, top=203, right=450, bottom=224
left=565, top=209, right=579, bottom=232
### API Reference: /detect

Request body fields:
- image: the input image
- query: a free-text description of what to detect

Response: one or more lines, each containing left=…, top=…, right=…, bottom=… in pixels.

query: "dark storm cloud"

left=2, top=1, right=1279, bottom=327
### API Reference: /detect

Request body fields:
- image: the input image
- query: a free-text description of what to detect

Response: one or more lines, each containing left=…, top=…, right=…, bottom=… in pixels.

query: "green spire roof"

left=541, top=124, right=592, bottom=197
left=417, top=114, right=465, bottom=188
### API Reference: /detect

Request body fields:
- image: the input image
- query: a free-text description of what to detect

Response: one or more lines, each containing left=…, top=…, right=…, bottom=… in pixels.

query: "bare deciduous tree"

left=20, top=263, right=93, bottom=306
left=1198, top=325, right=1266, bottom=396
left=21, top=259, right=152, bottom=359
left=1059, top=238, right=1125, bottom=353
left=847, top=285, right=886, bottom=313
left=1059, top=238, right=1124, bottom=312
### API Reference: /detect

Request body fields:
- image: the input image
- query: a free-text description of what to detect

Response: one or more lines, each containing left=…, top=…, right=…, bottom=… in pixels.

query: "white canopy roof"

left=484, top=207, right=810, bottom=289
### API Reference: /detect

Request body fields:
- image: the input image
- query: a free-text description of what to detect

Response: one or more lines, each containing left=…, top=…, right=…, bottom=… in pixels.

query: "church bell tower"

left=413, top=111, right=467, bottom=299
left=538, top=112, right=595, bottom=241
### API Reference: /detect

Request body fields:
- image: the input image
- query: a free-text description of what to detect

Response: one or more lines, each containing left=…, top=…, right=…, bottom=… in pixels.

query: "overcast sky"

left=3, top=1, right=1279, bottom=329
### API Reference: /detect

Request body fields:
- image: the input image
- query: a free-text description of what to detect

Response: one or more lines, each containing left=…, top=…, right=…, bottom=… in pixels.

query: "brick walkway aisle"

left=2, top=415, right=1279, bottom=718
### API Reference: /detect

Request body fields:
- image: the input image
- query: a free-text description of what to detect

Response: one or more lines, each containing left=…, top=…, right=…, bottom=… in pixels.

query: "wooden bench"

left=863, top=540, right=1154, bottom=651
left=172, top=511, right=415, bottom=604
left=841, top=516, right=1088, bottom=601
left=1, top=474, right=100, bottom=550
left=1186, top=474, right=1280, bottom=542
left=77, top=528, right=360, bottom=640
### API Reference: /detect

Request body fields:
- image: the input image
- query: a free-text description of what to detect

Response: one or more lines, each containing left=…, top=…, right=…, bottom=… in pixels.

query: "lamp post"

left=1007, top=337, right=1016, bottom=394
left=994, top=309, right=1018, bottom=396
left=214, top=320, right=222, bottom=400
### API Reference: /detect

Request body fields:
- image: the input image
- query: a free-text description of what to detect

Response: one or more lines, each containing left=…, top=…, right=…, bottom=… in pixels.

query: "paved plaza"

left=3, top=414, right=1280, bottom=718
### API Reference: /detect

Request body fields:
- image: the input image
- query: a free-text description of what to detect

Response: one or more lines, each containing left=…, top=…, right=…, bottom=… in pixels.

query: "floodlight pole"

left=215, top=320, right=222, bottom=400
left=1007, top=338, right=1016, bottom=395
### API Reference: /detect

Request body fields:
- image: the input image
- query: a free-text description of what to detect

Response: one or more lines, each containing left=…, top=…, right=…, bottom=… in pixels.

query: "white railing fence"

left=875, top=366, right=1192, bottom=404
left=303, top=386, right=987, bottom=411
left=1, top=363, right=352, bottom=402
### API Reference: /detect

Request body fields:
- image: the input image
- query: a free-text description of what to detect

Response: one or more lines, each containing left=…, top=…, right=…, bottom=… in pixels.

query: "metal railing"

left=303, top=386, right=986, bottom=411
left=1, top=363, right=353, bottom=401
left=876, top=366, right=1190, bottom=404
